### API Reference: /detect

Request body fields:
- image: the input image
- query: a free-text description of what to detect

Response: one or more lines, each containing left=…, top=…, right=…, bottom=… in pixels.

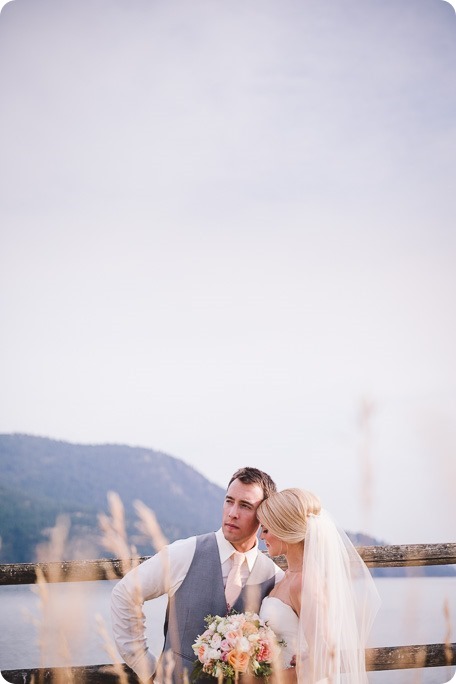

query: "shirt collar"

left=215, top=528, right=259, bottom=571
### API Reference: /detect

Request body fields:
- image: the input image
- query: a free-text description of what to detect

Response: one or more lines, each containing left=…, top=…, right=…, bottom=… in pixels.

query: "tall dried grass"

left=26, top=492, right=176, bottom=684
left=96, top=490, right=174, bottom=684
left=357, top=396, right=376, bottom=535
left=30, top=515, right=82, bottom=684
left=444, top=599, right=454, bottom=670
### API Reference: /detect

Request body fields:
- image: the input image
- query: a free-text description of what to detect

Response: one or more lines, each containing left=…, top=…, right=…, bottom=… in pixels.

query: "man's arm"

left=110, top=537, right=196, bottom=683
left=111, top=552, right=167, bottom=682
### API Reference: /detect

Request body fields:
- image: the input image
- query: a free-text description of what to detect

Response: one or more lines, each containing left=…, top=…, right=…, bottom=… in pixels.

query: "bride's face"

left=259, top=525, right=283, bottom=557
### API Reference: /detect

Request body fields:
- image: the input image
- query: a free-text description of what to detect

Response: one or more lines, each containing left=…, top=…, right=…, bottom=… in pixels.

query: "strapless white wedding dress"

left=259, top=596, right=300, bottom=670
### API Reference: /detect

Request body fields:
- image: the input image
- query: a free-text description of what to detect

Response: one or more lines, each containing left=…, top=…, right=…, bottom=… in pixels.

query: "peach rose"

left=227, top=650, right=250, bottom=673
left=197, top=643, right=209, bottom=662
left=242, top=621, right=258, bottom=636
left=225, top=630, right=240, bottom=642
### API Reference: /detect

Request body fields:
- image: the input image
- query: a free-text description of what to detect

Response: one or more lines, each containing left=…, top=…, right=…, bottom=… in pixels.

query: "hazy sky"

left=1, top=0, right=455, bottom=546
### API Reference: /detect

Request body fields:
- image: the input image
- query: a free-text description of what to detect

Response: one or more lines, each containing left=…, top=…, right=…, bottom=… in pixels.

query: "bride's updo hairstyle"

left=257, top=488, right=321, bottom=544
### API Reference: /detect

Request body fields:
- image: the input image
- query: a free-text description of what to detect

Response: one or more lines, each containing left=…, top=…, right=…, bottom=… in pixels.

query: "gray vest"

left=162, top=532, right=277, bottom=683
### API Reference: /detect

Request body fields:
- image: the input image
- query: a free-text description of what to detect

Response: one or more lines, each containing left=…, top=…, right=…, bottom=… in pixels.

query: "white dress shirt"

left=111, top=528, right=283, bottom=682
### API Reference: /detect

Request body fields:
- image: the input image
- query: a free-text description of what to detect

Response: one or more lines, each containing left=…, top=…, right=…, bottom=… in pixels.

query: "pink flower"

left=257, top=642, right=272, bottom=662
left=220, top=639, right=231, bottom=652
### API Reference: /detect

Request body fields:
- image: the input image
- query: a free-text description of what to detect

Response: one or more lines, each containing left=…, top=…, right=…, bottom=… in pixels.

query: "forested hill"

left=0, top=434, right=454, bottom=576
left=0, top=433, right=225, bottom=563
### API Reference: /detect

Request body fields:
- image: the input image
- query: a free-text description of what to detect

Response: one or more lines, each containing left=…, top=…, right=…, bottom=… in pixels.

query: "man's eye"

left=262, top=528, right=268, bottom=534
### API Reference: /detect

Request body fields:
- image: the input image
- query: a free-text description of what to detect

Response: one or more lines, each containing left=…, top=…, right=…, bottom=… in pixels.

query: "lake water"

left=0, top=577, right=455, bottom=684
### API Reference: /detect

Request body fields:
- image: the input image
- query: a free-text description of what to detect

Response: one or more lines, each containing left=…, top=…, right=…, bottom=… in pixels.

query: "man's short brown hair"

left=227, top=467, right=277, bottom=501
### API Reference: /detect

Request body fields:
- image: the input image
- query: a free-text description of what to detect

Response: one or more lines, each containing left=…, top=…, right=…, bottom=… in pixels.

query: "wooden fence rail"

left=1, top=543, right=456, bottom=683
left=2, top=542, right=455, bottom=586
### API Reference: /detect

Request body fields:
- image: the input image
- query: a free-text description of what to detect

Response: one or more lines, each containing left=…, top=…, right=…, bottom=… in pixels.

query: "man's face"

left=222, top=478, right=264, bottom=552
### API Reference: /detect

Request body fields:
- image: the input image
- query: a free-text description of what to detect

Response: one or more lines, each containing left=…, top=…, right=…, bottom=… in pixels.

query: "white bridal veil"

left=296, top=510, right=381, bottom=684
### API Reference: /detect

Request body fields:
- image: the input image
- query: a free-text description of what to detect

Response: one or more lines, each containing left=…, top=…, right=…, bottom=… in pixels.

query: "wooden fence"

left=1, top=542, right=456, bottom=683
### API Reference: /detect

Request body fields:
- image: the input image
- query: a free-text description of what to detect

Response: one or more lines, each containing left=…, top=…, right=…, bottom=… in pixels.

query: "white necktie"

left=225, top=551, right=246, bottom=610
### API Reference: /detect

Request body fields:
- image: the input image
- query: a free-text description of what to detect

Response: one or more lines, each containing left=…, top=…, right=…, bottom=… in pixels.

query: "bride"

left=257, top=489, right=381, bottom=684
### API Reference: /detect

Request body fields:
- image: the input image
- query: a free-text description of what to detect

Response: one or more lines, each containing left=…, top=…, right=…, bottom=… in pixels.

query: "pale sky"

left=1, top=0, right=455, bottom=547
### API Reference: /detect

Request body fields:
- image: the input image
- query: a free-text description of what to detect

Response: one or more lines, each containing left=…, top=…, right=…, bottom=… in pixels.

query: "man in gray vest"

left=111, top=467, right=284, bottom=683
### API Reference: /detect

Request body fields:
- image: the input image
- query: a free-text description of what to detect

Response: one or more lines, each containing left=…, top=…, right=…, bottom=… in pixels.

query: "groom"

left=111, top=466, right=284, bottom=683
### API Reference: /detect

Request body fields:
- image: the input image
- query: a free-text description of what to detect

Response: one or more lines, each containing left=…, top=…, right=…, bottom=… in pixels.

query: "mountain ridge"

left=0, top=433, right=225, bottom=563
left=1, top=433, right=454, bottom=577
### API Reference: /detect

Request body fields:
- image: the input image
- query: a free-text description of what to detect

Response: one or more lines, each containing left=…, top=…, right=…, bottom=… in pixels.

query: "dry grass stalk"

left=36, top=514, right=72, bottom=580
left=97, top=492, right=149, bottom=681
left=133, top=499, right=168, bottom=552
left=164, top=650, right=176, bottom=684
left=98, top=491, right=140, bottom=579
left=443, top=598, right=453, bottom=666
left=406, top=644, right=425, bottom=684
left=357, top=396, right=376, bottom=532
left=32, top=516, right=80, bottom=684
left=95, top=613, right=130, bottom=684
left=154, top=649, right=177, bottom=684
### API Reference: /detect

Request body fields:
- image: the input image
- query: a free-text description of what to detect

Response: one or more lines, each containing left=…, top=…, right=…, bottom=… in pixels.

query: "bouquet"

left=191, top=610, right=284, bottom=683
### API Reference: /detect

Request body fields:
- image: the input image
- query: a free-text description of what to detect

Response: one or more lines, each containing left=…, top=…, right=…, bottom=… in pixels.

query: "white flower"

left=210, top=633, right=222, bottom=649
left=207, top=647, right=221, bottom=661
left=238, top=636, right=252, bottom=653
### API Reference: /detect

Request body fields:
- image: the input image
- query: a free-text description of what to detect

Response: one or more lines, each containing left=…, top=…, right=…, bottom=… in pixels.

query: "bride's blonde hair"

left=257, top=488, right=321, bottom=544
